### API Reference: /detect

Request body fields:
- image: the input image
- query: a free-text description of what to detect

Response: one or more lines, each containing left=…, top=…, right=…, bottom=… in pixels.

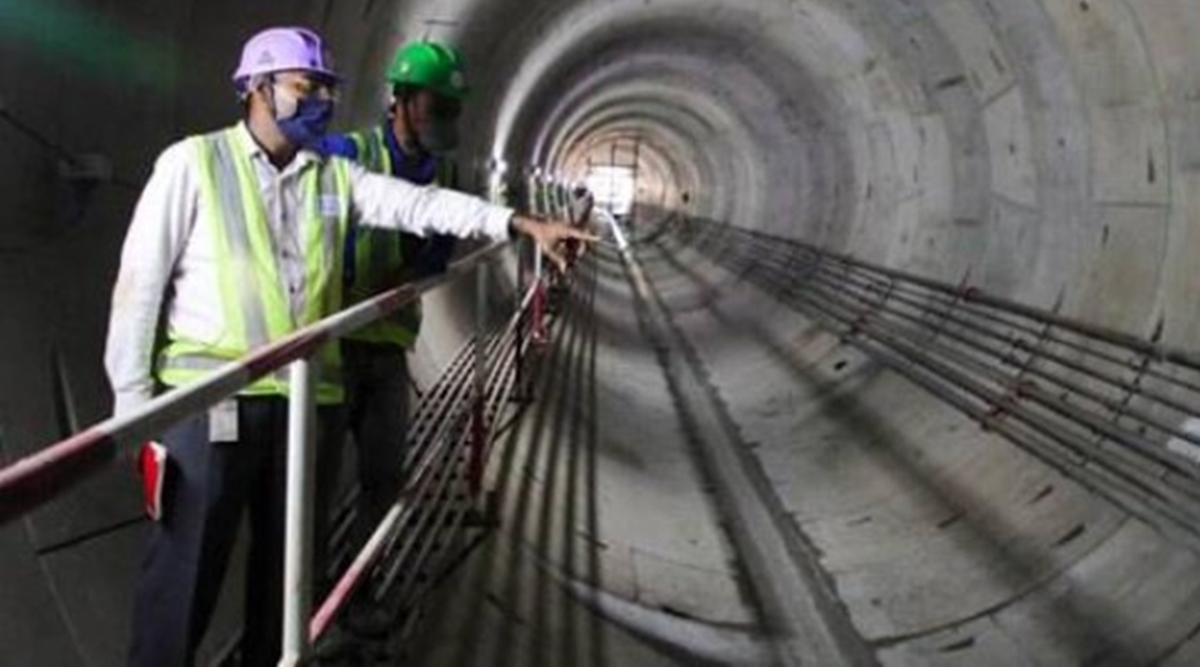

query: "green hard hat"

left=386, top=41, right=468, bottom=100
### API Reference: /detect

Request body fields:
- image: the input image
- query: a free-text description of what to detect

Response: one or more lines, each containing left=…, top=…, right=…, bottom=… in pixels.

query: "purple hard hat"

left=232, top=27, right=339, bottom=83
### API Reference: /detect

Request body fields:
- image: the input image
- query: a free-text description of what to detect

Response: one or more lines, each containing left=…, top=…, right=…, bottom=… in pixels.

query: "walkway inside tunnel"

left=398, top=230, right=1200, bottom=666
left=3, top=0, right=1200, bottom=666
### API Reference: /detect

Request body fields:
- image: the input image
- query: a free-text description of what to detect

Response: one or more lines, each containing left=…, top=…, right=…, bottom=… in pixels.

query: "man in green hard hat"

left=315, top=41, right=473, bottom=578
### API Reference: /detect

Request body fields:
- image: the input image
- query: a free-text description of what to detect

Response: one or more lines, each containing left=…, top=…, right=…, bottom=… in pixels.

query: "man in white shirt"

left=106, top=26, right=589, bottom=667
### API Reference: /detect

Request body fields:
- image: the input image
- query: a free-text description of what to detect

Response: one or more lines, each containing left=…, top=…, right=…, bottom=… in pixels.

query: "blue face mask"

left=275, top=95, right=334, bottom=148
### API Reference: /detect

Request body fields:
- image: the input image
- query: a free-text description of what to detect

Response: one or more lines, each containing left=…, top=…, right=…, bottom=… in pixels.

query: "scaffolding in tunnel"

left=678, top=220, right=1200, bottom=556
left=305, top=290, right=548, bottom=664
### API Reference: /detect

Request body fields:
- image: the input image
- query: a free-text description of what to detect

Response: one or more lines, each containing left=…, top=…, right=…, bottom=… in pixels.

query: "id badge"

left=320, top=194, right=342, bottom=218
left=208, top=399, right=239, bottom=443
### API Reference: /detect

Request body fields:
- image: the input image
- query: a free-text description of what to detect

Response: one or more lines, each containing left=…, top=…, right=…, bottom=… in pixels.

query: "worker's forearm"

left=349, top=162, right=513, bottom=241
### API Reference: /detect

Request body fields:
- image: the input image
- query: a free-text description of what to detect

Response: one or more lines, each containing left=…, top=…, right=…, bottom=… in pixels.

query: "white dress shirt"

left=105, top=123, right=513, bottom=416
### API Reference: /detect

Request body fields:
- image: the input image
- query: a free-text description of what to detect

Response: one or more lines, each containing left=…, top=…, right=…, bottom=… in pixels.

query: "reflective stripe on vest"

left=158, top=127, right=350, bottom=404
left=345, top=126, right=421, bottom=348
left=349, top=127, right=393, bottom=175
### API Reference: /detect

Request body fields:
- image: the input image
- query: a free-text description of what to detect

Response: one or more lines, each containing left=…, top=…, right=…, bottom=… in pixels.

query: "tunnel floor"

left=405, top=247, right=756, bottom=667
left=387, top=232, right=1200, bottom=667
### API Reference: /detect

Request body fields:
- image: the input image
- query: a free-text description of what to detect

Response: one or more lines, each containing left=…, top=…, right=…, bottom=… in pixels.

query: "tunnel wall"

left=454, top=0, right=1200, bottom=663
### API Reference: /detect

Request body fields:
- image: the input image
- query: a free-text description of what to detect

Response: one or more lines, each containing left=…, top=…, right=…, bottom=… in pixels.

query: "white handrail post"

left=280, top=357, right=316, bottom=666
left=534, top=237, right=544, bottom=282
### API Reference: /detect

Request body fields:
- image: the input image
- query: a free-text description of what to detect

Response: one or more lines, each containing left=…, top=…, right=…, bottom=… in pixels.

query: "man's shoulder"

left=151, top=133, right=208, bottom=174
left=176, top=124, right=239, bottom=146
left=156, top=125, right=237, bottom=165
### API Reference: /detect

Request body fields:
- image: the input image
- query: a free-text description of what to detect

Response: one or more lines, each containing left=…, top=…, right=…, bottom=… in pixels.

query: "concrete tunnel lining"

left=4, top=0, right=1200, bottom=664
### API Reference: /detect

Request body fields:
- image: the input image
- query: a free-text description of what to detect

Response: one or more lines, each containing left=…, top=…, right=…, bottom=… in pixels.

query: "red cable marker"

left=531, top=280, right=549, bottom=346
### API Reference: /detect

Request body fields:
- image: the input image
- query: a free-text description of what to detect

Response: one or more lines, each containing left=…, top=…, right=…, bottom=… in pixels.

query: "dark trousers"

left=127, top=397, right=344, bottom=667
left=342, top=340, right=411, bottom=549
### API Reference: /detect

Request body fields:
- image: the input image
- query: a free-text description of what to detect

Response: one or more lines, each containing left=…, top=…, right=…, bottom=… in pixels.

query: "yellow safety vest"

left=158, top=126, right=351, bottom=404
left=343, top=127, right=458, bottom=348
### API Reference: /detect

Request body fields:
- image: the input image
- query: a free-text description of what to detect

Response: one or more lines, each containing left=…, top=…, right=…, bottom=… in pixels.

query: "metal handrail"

left=0, top=235, right=549, bottom=666
left=0, top=240, right=508, bottom=524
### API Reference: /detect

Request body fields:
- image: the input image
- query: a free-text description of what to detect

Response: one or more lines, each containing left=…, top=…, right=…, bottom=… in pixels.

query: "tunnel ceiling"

left=427, top=0, right=1194, bottom=342
left=431, top=0, right=985, bottom=288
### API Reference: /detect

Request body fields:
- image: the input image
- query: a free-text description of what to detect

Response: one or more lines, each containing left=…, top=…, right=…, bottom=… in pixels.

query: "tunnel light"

left=586, top=166, right=636, bottom=217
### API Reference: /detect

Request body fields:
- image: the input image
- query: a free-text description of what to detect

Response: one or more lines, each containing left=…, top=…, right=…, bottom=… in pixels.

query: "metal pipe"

left=387, top=351, right=531, bottom=609
left=377, top=330, right=510, bottom=563
left=724, top=230, right=1200, bottom=395
left=842, top=330, right=1200, bottom=553
left=381, top=334, right=529, bottom=607
left=803, top=261, right=1200, bottom=448
left=322, top=333, right=489, bottom=579
left=779, top=274, right=1200, bottom=535
left=782, top=267, right=1200, bottom=535
left=806, top=280, right=1200, bottom=487
left=310, top=280, right=540, bottom=635
left=376, top=281, right=536, bottom=601
left=798, top=267, right=1200, bottom=449
left=383, top=433, right=475, bottom=598
left=379, top=355, right=511, bottom=599
left=673, top=225, right=1200, bottom=551
left=740, top=228, right=1200, bottom=372
left=738, top=248, right=1200, bottom=488
left=281, top=358, right=316, bottom=666
left=310, top=415, right=461, bottom=640
left=709, top=230, right=1200, bottom=441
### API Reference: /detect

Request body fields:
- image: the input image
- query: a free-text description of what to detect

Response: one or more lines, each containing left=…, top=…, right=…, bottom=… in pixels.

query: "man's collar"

left=233, top=121, right=266, bottom=159
left=234, top=121, right=319, bottom=169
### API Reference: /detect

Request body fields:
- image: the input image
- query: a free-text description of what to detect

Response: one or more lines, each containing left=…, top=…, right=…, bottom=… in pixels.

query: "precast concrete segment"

left=533, top=552, right=777, bottom=666
left=503, top=2, right=1200, bottom=660
left=619, top=246, right=877, bottom=666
